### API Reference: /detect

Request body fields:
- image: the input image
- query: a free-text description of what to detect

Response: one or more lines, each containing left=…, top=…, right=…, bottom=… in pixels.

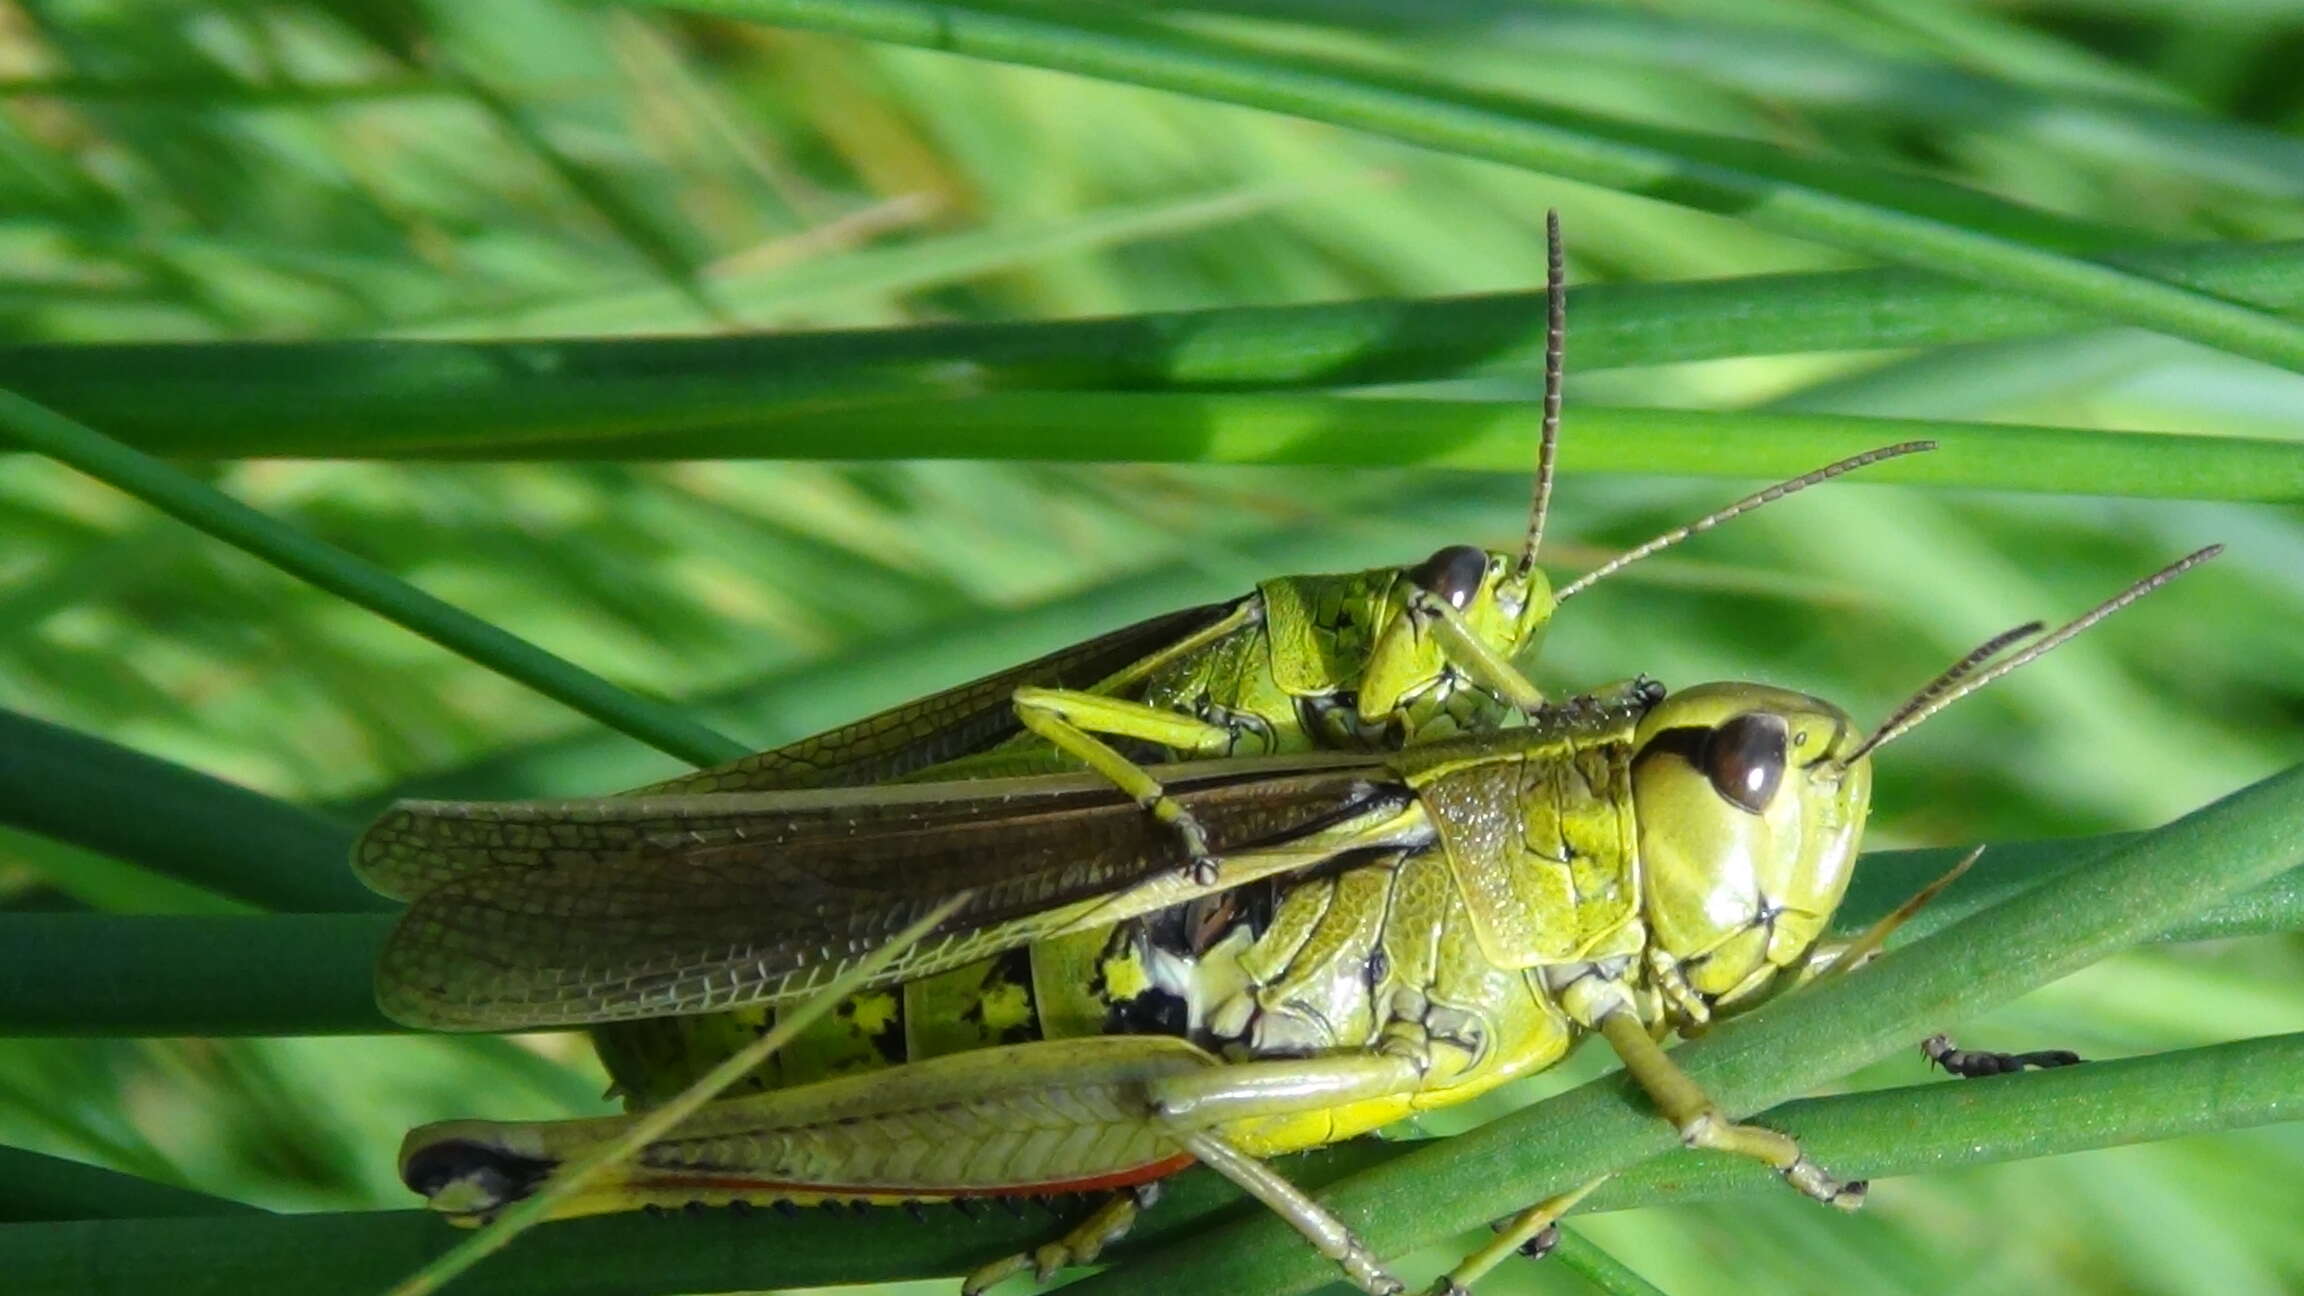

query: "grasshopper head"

left=1630, top=682, right=1873, bottom=1024
left=1360, top=545, right=1557, bottom=721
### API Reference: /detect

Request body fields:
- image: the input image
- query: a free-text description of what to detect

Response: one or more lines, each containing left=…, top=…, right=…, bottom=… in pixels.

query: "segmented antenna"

left=1518, top=208, right=1565, bottom=579
left=1841, top=545, right=2223, bottom=766
left=1555, top=441, right=1936, bottom=602
left=1845, top=619, right=2045, bottom=763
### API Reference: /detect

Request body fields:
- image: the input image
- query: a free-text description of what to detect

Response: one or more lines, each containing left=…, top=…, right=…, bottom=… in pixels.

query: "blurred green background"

left=2, top=1, right=2301, bottom=1293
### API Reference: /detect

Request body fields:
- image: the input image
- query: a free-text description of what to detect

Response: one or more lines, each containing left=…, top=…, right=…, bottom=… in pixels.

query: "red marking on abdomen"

left=630, top=1152, right=1195, bottom=1201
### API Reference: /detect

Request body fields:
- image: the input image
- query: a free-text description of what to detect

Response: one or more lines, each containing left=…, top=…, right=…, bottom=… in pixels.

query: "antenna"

left=1518, top=208, right=1565, bottom=579
left=1555, top=441, right=1936, bottom=601
left=1842, top=545, right=2223, bottom=766
left=1843, top=620, right=2044, bottom=765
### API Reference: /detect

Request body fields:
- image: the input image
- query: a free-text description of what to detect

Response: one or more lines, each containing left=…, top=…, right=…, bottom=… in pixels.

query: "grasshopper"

left=358, top=547, right=2218, bottom=1295
left=592, top=212, right=1933, bottom=1106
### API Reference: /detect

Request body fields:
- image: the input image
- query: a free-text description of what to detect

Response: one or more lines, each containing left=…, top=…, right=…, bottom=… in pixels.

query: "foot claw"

left=1924, top=1033, right=2084, bottom=1078
left=1515, top=1224, right=1561, bottom=1259
left=960, top=1254, right=1024, bottom=1296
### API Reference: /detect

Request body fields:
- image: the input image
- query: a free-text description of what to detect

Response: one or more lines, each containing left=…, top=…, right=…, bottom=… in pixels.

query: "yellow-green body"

left=370, top=681, right=1875, bottom=1217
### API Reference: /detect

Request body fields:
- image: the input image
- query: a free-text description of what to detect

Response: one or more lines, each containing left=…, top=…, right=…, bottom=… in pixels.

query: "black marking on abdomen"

left=961, top=946, right=1043, bottom=1046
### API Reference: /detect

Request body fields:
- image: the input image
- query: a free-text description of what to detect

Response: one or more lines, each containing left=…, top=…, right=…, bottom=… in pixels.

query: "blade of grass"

left=0, top=1146, right=263, bottom=1222
left=8, top=239, right=2301, bottom=451
left=1074, top=756, right=2304, bottom=1294
left=0, top=914, right=397, bottom=1036
left=66, top=396, right=2302, bottom=505
left=1551, top=1230, right=1672, bottom=1296
left=1575, top=1030, right=2304, bottom=1212
left=3, top=1030, right=2294, bottom=1293
left=627, top=0, right=2304, bottom=373
left=0, top=707, right=381, bottom=914
left=0, top=387, right=747, bottom=769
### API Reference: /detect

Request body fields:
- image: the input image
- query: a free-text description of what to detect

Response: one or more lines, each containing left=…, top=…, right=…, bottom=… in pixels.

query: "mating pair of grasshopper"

left=358, top=217, right=2216, bottom=1295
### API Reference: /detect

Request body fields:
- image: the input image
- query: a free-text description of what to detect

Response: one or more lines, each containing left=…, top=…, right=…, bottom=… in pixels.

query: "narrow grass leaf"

left=0, top=708, right=378, bottom=914
left=11, top=240, right=2302, bottom=455
left=0, top=387, right=746, bottom=768
left=2, top=1031, right=2293, bottom=1292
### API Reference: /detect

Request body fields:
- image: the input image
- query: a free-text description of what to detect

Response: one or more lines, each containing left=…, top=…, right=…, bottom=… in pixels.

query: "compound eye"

left=1705, top=712, right=1788, bottom=814
left=1409, top=544, right=1489, bottom=610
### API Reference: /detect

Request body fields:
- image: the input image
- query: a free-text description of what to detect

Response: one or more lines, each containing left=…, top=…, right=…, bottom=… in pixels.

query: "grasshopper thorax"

left=1630, top=682, right=1873, bottom=1026
left=1358, top=545, right=1557, bottom=722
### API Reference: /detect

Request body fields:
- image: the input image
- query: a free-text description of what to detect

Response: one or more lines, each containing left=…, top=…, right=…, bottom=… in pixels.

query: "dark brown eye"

left=1705, top=712, right=1787, bottom=814
left=1409, top=545, right=1488, bottom=610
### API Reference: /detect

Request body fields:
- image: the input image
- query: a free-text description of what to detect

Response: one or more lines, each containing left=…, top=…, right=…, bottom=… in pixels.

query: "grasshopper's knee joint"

left=1783, top=1157, right=1866, bottom=1211
left=1680, top=1109, right=1861, bottom=1210
left=1674, top=1106, right=1725, bottom=1151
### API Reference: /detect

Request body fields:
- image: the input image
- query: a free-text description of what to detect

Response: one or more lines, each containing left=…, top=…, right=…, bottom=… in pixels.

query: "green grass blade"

left=0, top=1146, right=262, bottom=1222
left=70, top=396, right=2304, bottom=503
left=1076, top=755, right=2304, bottom=1294
left=1551, top=1229, right=1673, bottom=1296
left=0, top=708, right=379, bottom=914
left=0, top=914, right=395, bottom=1037
left=628, top=0, right=2304, bottom=372
left=9, top=239, right=2300, bottom=453
left=1580, top=1031, right=2304, bottom=1212
left=439, top=402, right=2304, bottom=505
left=2, top=1031, right=2292, bottom=1292
left=0, top=388, right=746, bottom=768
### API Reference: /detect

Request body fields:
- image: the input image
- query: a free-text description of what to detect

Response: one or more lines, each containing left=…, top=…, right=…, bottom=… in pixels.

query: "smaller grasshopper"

left=361, top=548, right=2217, bottom=1295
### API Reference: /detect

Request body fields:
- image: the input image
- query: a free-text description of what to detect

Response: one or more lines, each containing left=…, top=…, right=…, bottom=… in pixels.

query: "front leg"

left=1597, top=1011, right=1865, bottom=1210
left=1011, top=686, right=1248, bottom=884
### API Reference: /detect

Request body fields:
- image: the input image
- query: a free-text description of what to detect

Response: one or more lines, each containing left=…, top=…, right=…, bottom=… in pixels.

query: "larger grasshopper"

left=359, top=547, right=2217, bottom=1295
left=592, top=213, right=1932, bottom=1106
